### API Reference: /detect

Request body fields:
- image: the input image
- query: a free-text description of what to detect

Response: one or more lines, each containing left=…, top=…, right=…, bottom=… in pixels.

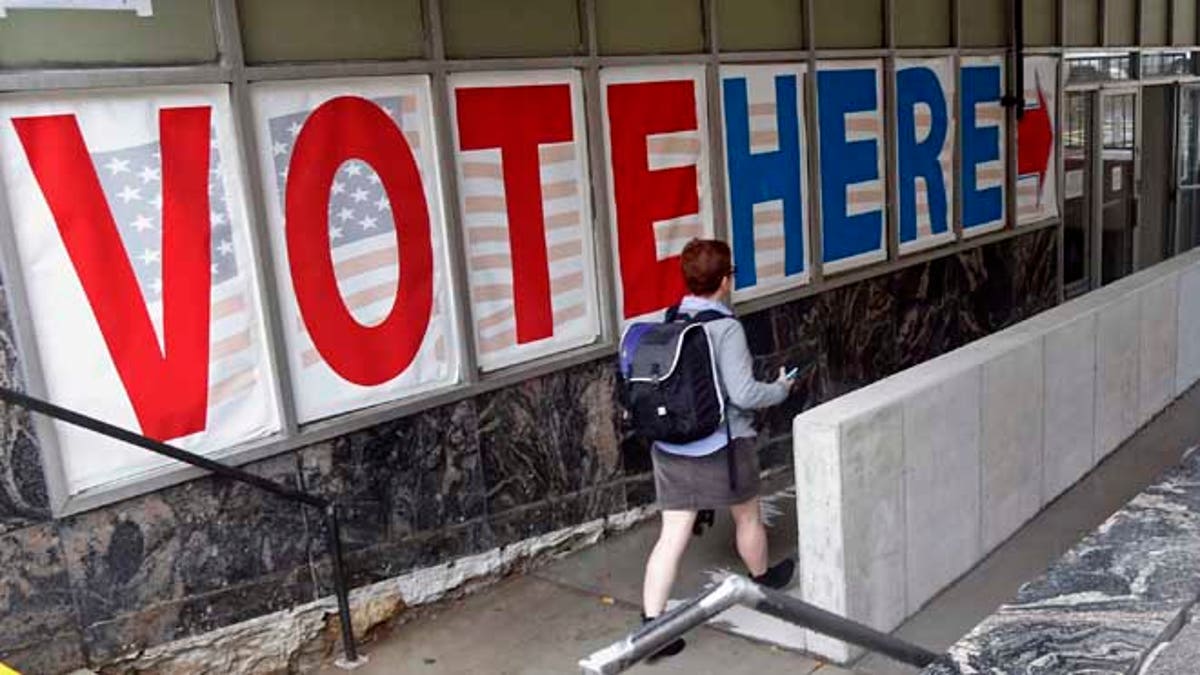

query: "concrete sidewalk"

left=322, top=385, right=1200, bottom=675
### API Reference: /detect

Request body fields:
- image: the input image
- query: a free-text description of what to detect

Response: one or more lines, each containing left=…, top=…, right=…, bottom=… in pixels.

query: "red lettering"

left=286, top=96, right=433, bottom=386
left=607, top=80, right=699, bottom=319
left=13, top=108, right=213, bottom=441
left=455, top=84, right=573, bottom=344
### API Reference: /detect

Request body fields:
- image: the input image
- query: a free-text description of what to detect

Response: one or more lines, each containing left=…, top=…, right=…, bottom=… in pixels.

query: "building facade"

left=0, top=0, right=1194, bottom=671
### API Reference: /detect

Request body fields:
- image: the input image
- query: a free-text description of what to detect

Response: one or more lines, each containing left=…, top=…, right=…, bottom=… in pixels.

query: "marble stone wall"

left=0, top=227, right=1058, bottom=673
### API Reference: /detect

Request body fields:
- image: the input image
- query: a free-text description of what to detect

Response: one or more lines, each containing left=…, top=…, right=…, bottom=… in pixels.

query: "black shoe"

left=752, top=558, right=796, bottom=590
left=641, top=614, right=686, bottom=662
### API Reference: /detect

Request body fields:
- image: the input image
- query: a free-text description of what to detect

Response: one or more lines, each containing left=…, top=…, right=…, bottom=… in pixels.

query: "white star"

left=337, top=207, right=355, bottom=223
left=345, top=163, right=363, bottom=177
left=130, top=214, right=155, bottom=232
left=117, top=185, right=142, bottom=203
left=360, top=215, right=378, bottom=230
left=138, top=248, right=161, bottom=266
left=374, top=196, right=390, bottom=212
left=351, top=188, right=369, bottom=203
left=211, top=211, right=227, bottom=226
left=288, top=121, right=303, bottom=137
left=331, top=181, right=346, bottom=195
left=211, top=263, right=219, bottom=275
left=149, top=277, right=163, bottom=295
left=105, top=158, right=131, bottom=175
left=218, top=239, right=234, bottom=257
left=367, top=174, right=382, bottom=185
left=329, top=226, right=343, bottom=240
left=138, top=166, right=160, bottom=184
left=272, top=141, right=288, bottom=156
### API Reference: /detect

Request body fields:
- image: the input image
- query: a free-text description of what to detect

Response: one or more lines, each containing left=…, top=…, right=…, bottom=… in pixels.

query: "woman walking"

left=640, top=238, right=797, bottom=661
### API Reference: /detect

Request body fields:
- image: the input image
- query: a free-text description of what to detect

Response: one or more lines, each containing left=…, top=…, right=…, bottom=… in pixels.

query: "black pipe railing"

left=0, top=385, right=364, bottom=668
left=579, top=575, right=940, bottom=674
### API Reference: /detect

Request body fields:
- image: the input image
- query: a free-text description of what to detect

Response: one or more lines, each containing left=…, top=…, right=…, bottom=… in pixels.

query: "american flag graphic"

left=267, top=95, right=449, bottom=374
left=458, top=137, right=591, bottom=361
left=90, top=130, right=263, bottom=413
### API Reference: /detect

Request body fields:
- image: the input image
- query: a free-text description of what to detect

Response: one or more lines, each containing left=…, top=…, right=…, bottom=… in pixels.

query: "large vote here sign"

left=0, top=59, right=1048, bottom=496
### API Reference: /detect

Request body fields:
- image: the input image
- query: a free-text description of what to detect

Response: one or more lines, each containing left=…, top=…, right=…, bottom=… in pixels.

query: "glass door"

left=1099, top=90, right=1138, bottom=285
left=1137, top=85, right=1176, bottom=270
left=1179, top=84, right=1200, bottom=252
left=1063, top=91, right=1095, bottom=296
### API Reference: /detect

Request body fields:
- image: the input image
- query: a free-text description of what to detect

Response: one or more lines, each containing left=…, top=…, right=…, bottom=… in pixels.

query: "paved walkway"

left=323, top=385, right=1200, bottom=675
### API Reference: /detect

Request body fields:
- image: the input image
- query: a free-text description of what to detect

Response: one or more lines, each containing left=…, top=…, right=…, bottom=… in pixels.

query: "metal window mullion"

left=1102, top=0, right=1111, bottom=46
left=1057, top=57, right=1068, bottom=300
left=582, top=0, right=620, bottom=346
left=1091, top=90, right=1105, bottom=287
left=1007, top=0, right=1020, bottom=231
left=954, top=50, right=965, bottom=240
left=213, top=0, right=300, bottom=439
left=804, top=0, right=825, bottom=285
left=705, top=0, right=730, bottom=244
left=885, top=55, right=900, bottom=260
left=953, top=0, right=963, bottom=48
left=885, top=0, right=897, bottom=50
left=425, top=0, right=480, bottom=386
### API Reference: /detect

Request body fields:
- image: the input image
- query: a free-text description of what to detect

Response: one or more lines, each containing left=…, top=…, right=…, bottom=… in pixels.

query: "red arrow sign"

left=1018, top=73, right=1054, bottom=204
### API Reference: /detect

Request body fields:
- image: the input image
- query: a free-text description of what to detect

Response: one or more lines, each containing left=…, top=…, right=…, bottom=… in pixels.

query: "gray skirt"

left=652, top=436, right=762, bottom=511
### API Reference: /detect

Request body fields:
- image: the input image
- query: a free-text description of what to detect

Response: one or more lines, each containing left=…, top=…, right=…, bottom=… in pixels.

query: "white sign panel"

left=0, top=85, right=279, bottom=493
left=250, top=77, right=460, bottom=424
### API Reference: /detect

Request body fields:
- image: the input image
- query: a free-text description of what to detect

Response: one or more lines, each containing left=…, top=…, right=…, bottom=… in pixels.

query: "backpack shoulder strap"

left=663, top=304, right=682, bottom=322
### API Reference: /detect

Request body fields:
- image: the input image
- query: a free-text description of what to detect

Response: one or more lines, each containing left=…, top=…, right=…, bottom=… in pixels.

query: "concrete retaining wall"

left=792, top=249, right=1200, bottom=663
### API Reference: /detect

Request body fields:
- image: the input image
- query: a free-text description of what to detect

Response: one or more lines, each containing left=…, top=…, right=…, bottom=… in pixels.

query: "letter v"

left=13, top=107, right=213, bottom=441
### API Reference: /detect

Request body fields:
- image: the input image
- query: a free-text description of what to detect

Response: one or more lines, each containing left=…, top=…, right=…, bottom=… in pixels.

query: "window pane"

left=1142, top=51, right=1195, bottom=78
left=1024, top=0, right=1057, bottom=47
left=239, top=0, right=423, bottom=64
left=1175, top=0, right=1197, bottom=46
left=962, top=0, right=1007, bottom=47
left=1063, top=93, right=1093, bottom=288
left=443, top=0, right=583, bottom=58
left=1066, top=0, right=1099, bottom=46
left=1143, top=0, right=1170, bottom=46
left=0, top=0, right=217, bottom=68
left=1066, top=53, right=1134, bottom=85
left=895, top=0, right=951, bottom=47
left=812, top=0, right=883, bottom=48
left=717, top=0, right=804, bottom=51
left=598, top=0, right=704, bottom=54
left=1106, top=0, right=1136, bottom=45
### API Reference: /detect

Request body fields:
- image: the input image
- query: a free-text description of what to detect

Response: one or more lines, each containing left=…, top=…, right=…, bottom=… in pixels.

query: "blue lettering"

left=961, top=64, right=1004, bottom=230
left=896, top=66, right=950, bottom=245
left=817, top=67, right=883, bottom=264
left=723, top=74, right=805, bottom=288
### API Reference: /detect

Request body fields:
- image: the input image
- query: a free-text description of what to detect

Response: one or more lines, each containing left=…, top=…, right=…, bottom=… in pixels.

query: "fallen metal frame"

left=578, top=575, right=938, bottom=674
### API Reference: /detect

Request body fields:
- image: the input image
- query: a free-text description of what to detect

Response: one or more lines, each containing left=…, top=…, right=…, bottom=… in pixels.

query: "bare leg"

left=730, top=497, right=768, bottom=577
left=642, top=509, right=698, bottom=617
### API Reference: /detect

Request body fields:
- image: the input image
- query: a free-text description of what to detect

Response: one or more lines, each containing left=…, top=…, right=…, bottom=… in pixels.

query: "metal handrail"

left=579, top=575, right=939, bottom=674
left=0, top=385, right=367, bottom=669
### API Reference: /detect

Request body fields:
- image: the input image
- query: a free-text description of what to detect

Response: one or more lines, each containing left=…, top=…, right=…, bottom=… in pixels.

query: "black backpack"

left=617, top=306, right=731, bottom=445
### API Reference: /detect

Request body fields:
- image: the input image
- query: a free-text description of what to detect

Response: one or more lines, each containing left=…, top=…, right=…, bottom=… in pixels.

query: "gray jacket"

left=703, top=316, right=790, bottom=439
